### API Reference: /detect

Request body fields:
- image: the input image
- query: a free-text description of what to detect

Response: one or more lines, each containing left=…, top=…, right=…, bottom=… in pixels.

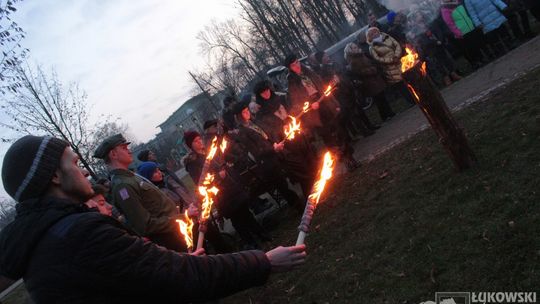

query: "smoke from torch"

left=296, top=152, right=335, bottom=245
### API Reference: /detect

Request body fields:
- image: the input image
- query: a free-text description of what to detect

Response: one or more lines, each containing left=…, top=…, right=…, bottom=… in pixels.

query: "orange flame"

left=206, top=136, right=219, bottom=161
left=420, top=62, right=427, bottom=77
left=198, top=173, right=219, bottom=221
left=407, top=84, right=420, bottom=102
left=323, top=85, right=334, bottom=97
left=219, top=137, right=228, bottom=154
left=176, top=210, right=194, bottom=250
left=401, top=47, right=419, bottom=73
left=284, top=115, right=302, bottom=140
left=308, top=152, right=335, bottom=205
left=302, top=102, right=310, bottom=113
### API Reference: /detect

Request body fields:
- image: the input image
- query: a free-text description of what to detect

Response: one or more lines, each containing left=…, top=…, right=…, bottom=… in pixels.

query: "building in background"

left=133, top=92, right=224, bottom=177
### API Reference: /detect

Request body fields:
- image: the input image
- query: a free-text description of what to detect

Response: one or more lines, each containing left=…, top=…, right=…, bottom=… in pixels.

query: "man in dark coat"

left=386, top=11, right=408, bottom=50
left=285, top=54, right=360, bottom=171
left=0, top=135, right=307, bottom=304
left=233, top=100, right=304, bottom=213
left=344, top=42, right=396, bottom=121
left=368, top=11, right=387, bottom=32
left=284, top=54, right=340, bottom=134
left=253, top=80, right=318, bottom=197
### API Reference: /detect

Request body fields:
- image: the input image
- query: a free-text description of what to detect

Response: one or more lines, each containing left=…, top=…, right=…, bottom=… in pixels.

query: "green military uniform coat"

left=109, top=168, right=178, bottom=236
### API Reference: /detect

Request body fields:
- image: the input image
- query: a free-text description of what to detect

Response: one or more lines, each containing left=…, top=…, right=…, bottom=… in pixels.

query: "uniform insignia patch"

left=119, top=188, right=130, bottom=200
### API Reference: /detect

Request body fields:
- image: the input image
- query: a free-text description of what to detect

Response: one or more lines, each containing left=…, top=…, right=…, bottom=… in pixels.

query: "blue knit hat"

left=137, top=162, right=158, bottom=181
left=387, top=11, right=397, bottom=24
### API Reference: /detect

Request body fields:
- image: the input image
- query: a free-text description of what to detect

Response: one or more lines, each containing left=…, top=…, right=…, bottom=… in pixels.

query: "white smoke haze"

left=377, top=0, right=446, bottom=43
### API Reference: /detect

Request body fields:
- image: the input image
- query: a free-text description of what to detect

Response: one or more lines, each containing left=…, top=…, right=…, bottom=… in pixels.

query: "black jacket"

left=255, top=93, right=289, bottom=144
left=183, top=151, right=206, bottom=185
left=0, top=197, right=271, bottom=303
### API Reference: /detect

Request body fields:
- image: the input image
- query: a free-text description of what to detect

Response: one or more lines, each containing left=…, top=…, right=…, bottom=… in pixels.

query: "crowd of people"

left=364, top=0, right=540, bottom=86
left=0, top=1, right=538, bottom=302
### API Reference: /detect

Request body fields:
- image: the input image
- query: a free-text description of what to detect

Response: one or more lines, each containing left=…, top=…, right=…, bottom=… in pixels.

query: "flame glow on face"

left=198, top=173, right=219, bottom=221
left=401, top=47, right=419, bottom=73
left=303, top=102, right=310, bottom=113
left=308, top=152, right=335, bottom=205
left=219, top=137, right=228, bottom=154
left=176, top=210, right=194, bottom=250
left=407, top=84, right=420, bottom=102
left=284, top=115, right=302, bottom=140
left=206, top=136, right=219, bottom=161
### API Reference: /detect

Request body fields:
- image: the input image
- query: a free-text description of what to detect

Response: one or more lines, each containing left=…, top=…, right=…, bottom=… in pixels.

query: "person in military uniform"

left=94, top=134, right=186, bottom=252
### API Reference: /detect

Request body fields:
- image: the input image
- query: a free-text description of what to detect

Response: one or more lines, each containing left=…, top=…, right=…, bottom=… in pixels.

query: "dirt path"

left=353, top=35, right=540, bottom=162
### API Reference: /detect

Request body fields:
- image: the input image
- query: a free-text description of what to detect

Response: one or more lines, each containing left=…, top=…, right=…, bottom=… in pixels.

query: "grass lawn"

left=224, top=67, right=540, bottom=304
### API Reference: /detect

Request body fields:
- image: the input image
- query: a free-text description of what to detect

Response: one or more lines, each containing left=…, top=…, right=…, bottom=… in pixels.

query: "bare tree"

left=0, top=198, right=16, bottom=231
left=0, top=64, right=132, bottom=179
left=193, top=0, right=389, bottom=97
left=0, top=0, right=28, bottom=95
left=1, top=64, right=98, bottom=177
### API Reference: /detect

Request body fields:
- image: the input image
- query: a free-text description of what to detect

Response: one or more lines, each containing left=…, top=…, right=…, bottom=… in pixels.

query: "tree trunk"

left=403, top=64, right=477, bottom=171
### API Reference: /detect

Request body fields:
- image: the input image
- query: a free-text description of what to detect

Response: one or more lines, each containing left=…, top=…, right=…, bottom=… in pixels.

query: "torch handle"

left=295, top=231, right=307, bottom=246
left=196, top=231, right=205, bottom=250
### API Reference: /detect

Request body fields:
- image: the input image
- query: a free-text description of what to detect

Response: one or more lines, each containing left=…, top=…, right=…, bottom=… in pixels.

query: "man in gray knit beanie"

left=1, top=135, right=80, bottom=202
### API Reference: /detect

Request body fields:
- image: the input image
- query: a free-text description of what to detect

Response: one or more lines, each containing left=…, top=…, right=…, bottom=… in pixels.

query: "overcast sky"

left=0, top=0, right=240, bottom=199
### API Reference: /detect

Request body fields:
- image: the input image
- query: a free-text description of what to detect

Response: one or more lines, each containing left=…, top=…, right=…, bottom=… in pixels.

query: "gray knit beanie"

left=2, top=135, right=69, bottom=202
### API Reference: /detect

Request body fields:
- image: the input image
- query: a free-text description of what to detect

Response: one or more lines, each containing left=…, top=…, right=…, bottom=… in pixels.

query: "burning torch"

left=400, top=47, right=476, bottom=171
left=194, top=135, right=227, bottom=250
left=176, top=210, right=194, bottom=253
left=295, top=84, right=337, bottom=119
left=280, top=115, right=302, bottom=144
left=296, top=151, right=336, bottom=245
left=196, top=172, right=219, bottom=250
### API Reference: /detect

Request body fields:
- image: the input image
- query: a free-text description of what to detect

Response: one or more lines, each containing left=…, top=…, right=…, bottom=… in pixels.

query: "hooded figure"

left=366, top=27, right=403, bottom=84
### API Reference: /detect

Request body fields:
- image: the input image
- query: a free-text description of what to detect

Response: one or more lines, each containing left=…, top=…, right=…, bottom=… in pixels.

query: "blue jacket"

left=464, top=0, right=507, bottom=33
